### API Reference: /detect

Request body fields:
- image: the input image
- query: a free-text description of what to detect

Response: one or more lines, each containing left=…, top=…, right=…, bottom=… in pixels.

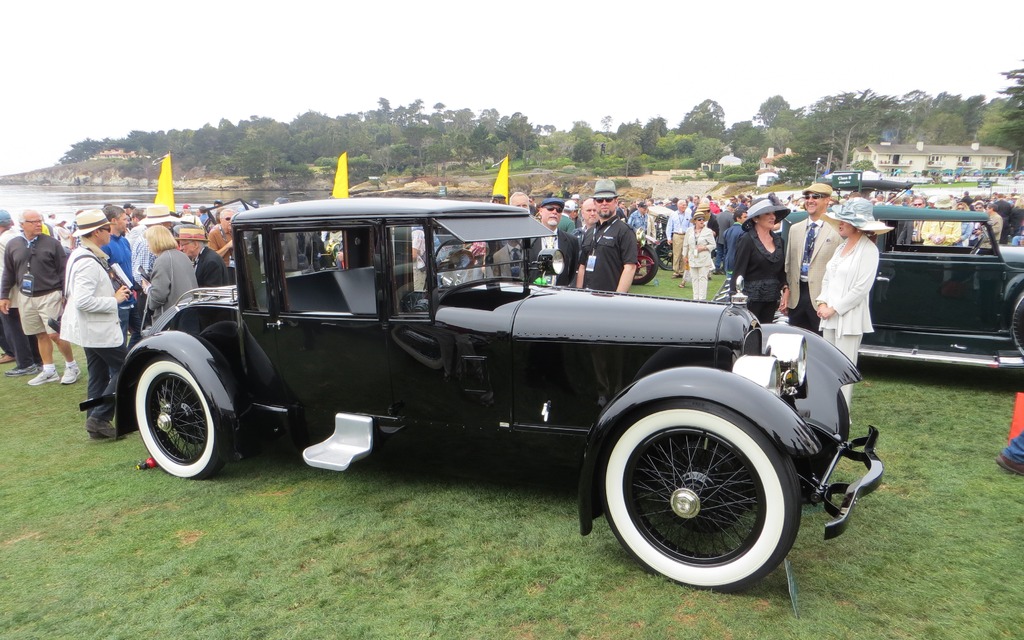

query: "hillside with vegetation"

left=5, top=67, right=1024, bottom=193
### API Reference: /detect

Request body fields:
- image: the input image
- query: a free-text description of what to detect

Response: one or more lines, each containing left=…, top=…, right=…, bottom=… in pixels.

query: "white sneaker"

left=28, top=369, right=60, bottom=386
left=61, top=367, right=80, bottom=385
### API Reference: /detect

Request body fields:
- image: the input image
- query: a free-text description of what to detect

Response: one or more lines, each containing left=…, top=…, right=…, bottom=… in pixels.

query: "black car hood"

left=512, top=289, right=729, bottom=344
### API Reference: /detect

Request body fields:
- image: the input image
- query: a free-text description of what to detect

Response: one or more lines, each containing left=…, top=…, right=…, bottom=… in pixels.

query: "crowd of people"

left=4, top=184, right=1024, bottom=476
left=0, top=202, right=236, bottom=440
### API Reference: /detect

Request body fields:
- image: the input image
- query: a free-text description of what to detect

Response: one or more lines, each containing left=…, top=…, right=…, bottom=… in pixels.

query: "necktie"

left=803, top=222, right=818, bottom=265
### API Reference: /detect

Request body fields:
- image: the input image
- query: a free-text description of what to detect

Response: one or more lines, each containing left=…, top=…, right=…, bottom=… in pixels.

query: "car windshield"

left=434, top=233, right=529, bottom=288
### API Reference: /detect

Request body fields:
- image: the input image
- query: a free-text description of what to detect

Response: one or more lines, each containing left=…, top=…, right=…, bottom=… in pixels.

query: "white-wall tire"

left=603, top=403, right=800, bottom=591
left=135, top=359, right=224, bottom=479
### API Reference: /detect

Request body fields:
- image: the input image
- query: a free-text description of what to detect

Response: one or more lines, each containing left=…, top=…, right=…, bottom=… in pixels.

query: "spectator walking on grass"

left=0, top=210, right=79, bottom=386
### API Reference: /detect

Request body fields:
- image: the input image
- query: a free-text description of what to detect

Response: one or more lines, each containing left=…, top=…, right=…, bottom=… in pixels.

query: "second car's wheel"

left=655, top=240, right=673, bottom=271
left=603, top=402, right=801, bottom=591
left=1011, top=294, right=1024, bottom=354
left=135, top=358, right=225, bottom=479
left=633, top=246, right=659, bottom=286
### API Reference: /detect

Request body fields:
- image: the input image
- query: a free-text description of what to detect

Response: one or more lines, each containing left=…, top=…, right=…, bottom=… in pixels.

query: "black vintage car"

left=116, top=198, right=882, bottom=592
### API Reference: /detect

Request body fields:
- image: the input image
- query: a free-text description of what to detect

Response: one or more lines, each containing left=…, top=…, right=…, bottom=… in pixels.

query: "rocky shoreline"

left=0, top=161, right=727, bottom=202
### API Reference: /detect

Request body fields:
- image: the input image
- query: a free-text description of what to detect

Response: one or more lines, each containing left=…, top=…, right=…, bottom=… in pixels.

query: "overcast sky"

left=3, top=1, right=1020, bottom=177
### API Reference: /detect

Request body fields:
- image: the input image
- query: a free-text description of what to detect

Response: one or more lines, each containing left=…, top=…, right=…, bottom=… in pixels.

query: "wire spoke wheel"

left=604, top=404, right=800, bottom=591
left=135, top=359, right=224, bottom=479
left=626, top=428, right=763, bottom=564
left=147, top=372, right=209, bottom=464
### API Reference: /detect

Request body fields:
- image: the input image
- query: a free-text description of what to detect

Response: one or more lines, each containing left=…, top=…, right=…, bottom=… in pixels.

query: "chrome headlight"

left=764, top=333, right=807, bottom=395
left=536, top=248, right=564, bottom=275
left=733, top=355, right=782, bottom=396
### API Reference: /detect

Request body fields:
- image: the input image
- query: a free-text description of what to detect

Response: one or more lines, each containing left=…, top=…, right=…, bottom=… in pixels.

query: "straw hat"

left=72, top=209, right=110, bottom=237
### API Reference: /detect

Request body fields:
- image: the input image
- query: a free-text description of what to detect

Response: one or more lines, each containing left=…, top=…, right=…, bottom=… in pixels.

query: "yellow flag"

left=492, top=155, right=509, bottom=201
left=154, top=155, right=175, bottom=212
left=332, top=152, right=349, bottom=199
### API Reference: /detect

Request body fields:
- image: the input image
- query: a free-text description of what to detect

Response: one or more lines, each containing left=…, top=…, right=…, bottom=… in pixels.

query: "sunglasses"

left=541, top=205, right=562, bottom=212
left=804, top=194, right=828, bottom=200
left=594, top=197, right=616, bottom=203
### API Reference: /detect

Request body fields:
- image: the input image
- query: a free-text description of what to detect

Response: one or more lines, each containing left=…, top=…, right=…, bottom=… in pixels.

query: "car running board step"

left=302, top=413, right=374, bottom=471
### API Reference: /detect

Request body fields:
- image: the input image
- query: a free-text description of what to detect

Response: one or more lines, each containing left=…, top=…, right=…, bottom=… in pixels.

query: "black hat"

left=539, top=197, right=565, bottom=211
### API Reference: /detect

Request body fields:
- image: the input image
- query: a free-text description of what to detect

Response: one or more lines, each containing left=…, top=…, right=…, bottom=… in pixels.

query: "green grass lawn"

left=2, top=306, right=1021, bottom=638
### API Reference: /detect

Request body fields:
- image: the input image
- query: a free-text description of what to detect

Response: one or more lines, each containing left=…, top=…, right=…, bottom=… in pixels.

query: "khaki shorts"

left=20, top=289, right=63, bottom=335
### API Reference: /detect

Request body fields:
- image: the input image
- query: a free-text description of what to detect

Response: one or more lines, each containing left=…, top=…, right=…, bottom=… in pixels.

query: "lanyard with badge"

left=586, top=219, right=616, bottom=272
left=20, top=238, right=36, bottom=296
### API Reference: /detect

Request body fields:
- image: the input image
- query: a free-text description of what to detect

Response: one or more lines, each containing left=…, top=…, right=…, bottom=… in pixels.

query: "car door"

left=871, top=225, right=1004, bottom=334
left=248, top=223, right=393, bottom=438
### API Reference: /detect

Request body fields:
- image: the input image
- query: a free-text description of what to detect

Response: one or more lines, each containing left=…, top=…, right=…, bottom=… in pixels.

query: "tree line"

left=60, top=68, right=1024, bottom=186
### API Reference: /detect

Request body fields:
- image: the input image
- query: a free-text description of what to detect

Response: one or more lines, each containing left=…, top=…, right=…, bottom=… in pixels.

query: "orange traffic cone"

left=1010, top=393, right=1024, bottom=444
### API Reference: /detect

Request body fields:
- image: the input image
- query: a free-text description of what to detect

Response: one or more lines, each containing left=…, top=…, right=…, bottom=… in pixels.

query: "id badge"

left=20, top=273, right=34, bottom=296
left=586, top=255, right=597, bottom=272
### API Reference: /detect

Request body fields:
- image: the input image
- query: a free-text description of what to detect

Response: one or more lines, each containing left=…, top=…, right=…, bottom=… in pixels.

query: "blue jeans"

left=1005, top=431, right=1024, bottom=463
left=85, top=344, right=128, bottom=423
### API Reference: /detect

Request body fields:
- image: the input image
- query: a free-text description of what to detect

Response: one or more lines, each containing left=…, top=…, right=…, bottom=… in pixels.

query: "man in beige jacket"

left=781, top=183, right=841, bottom=333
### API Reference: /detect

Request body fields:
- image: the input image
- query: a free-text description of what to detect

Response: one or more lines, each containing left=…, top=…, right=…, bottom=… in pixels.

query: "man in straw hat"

left=61, top=210, right=132, bottom=439
left=177, top=225, right=229, bottom=287
left=782, top=182, right=841, bottom=333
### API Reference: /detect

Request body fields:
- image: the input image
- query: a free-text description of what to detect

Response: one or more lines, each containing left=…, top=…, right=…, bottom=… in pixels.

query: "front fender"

left=576, top=366, right=822, bottom=535
left=763, top=324, right=860, bottom=440
left=115, top=331, right=244, bottom=450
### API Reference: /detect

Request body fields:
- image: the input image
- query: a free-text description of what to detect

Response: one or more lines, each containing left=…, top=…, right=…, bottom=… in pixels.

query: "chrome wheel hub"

left=670, top=488, right=701, bottom=518
left=156, top=399, right=173, bottom=433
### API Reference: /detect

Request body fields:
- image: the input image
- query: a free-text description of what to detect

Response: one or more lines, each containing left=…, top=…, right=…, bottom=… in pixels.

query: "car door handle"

left=875, top=276, right=890, bottom=282
left=266, top=320, right=283, bottom=330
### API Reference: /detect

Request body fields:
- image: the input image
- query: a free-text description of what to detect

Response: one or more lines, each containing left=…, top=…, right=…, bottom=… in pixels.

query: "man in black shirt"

left=576, top=180, right=637, bottom=292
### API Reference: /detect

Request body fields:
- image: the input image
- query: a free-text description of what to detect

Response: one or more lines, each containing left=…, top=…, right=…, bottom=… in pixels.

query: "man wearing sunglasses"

left=781, top=183, right=840, bottom=333
left=576, top=180, right=637, bottom=292
left=530, top=197, right=579, bottom=287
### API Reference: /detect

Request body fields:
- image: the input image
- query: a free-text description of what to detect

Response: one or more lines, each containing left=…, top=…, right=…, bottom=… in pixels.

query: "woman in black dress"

left=729, top=196, right=791, bottom=324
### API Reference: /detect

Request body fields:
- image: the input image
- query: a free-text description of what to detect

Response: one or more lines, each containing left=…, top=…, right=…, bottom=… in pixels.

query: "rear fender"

left=576, top=366, right=821, bottom=535
left=116, top=332, right=244, bottom=456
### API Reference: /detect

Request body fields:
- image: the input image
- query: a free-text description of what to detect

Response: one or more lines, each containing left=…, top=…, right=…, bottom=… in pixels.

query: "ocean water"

left=0, top=185, right=291, bottom=224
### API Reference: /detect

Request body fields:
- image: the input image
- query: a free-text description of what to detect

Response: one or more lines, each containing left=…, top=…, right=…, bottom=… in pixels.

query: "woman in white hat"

left=815, top=199, right=892, bottom=405
left=60, top=209, right=132, bottom=439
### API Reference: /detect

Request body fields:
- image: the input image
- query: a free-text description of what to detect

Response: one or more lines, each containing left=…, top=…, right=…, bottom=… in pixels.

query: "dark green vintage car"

left=862, top=204, right=1023, bottom=367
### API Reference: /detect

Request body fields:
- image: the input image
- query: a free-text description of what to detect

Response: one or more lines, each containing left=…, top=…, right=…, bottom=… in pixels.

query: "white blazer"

left=816, top=235, right=879, bottom=337
left=60, top=248, right=123, bottom=348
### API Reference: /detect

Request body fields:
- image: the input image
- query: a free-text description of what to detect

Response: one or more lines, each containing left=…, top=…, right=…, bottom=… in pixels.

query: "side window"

left=279, top=227, right=377, bottom=315
left=241, top=231, right=268, bottom=312
left=389, top=225, right=428, bottom=315
left=889, top=218, right=975, bottom=253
